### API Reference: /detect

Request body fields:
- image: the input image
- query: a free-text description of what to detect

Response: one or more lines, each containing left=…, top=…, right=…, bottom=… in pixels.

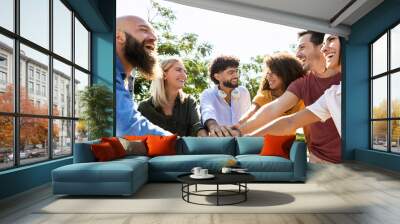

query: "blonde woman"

left=138, top=58, right=207, bottom=136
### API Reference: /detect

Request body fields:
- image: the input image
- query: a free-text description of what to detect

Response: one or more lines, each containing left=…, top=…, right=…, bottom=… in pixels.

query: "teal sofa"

left=52, top=137, right=307, bottom=196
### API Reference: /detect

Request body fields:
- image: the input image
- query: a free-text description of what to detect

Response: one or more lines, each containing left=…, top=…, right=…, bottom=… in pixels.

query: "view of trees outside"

left=133, top=1, right=264, bottom=103
left=0, top=0, right=89, bottom=170
left=372, top=85, right=400, bottom=153
left=371, top=27, right=400, bottom=153
left=371, top=107, right=400, bottom=153
left=0, top=85, right=63, bottom=168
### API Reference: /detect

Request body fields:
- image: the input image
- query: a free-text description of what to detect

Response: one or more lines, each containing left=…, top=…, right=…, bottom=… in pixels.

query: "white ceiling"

left=165, top=0, right=384, bottom=38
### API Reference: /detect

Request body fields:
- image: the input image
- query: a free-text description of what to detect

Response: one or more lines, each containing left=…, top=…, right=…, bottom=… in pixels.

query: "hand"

left=232, top=123, right=240, bottom=129
left=229, top=125, right=242, bottom=137
left=229, top=128, right=241, bottom=137
left=209, top=125, right=234, bottom=137
left=197, top=129, right=208, bottom=137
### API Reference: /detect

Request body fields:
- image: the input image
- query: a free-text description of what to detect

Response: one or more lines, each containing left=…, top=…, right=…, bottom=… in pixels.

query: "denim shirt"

left=116, top=58, right=171, bottom=136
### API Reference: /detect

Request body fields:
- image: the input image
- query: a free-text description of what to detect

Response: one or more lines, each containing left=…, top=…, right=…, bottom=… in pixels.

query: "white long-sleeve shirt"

left=307, top=83, right=341, bottom=137
left=200, top=85, right=251, bottom=126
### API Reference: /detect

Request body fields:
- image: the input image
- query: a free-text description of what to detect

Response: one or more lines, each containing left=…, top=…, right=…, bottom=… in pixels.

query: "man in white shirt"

left=200, top=55, right=251, bottom=136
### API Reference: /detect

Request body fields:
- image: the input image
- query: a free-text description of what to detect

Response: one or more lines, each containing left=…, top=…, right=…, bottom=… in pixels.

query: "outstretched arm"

left=239, top=91, right=299, bottom=134
left=116, top=88, right=171, bottom=136
left=238, top=104, right=260, bottom=125
left=247, top=109, right=321, bottom=136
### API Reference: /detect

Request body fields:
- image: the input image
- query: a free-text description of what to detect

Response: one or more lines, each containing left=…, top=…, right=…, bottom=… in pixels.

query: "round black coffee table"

left=177, top=173, right=255, bottom=206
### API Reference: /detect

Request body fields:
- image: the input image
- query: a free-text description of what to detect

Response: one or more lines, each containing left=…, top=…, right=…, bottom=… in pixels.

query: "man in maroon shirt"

left=237, top=31, right=342, bottom=163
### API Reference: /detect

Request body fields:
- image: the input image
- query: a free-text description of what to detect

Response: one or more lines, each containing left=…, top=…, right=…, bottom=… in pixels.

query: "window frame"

left=0, top=0, right=92, bottom=171
left=370, top=20, right=400, bottom=154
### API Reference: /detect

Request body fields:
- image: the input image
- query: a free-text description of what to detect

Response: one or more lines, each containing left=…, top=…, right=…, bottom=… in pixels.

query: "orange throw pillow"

left=91, top=142, right=117, bottom=161
left=101, top=137, right=126, bottom=158
left=260, top=134, right=296, bottom=159
left=146, top=135, right=177, bottom=157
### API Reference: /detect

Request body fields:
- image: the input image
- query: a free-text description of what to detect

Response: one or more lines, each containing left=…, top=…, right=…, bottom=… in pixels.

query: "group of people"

left=115, top=15, right=342, bottom=164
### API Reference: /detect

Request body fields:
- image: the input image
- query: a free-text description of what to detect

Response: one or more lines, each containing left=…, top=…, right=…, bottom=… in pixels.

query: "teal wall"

left=0, top=158, right=72, bottom=199
left=355, top=149, right=400, bottom=172
left=345, top=0, right=400, bottom=171
left=0, top=0, right=115, bottom=200
left=92, top=35, right=114, bottom=87
left=91, top=32, right=114, bottom=136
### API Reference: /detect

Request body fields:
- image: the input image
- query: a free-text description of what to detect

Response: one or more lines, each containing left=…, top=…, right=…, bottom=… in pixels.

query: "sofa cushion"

left=176, top=137, right=236, bottom=155
left=236, top=137, right=264, bottom=155
left=74, top=140, right=100, bottom=163
left=236, top=155, right=293, bottom=172
left=115, top=155, right=150, bottom=164
left=260, top=134, right=296, bottom=159
left=91, top=142, right=118, bottom=161
left=148, top=154, right=235, bottom=172
left=147, top=135, right=178, bottom=157
left=101, top=137, right=127, bottom=158
left=52, top=158, right=147, bottom=183
left=119, top=138, right=147, bottom=156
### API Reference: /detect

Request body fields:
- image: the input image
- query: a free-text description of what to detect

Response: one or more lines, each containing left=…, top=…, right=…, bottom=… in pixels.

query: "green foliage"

left=372, top=99, right=400, bottom=141
left=240, top=55, right=265, bottom=99
left=134, top=0, right=212, bottom=103
left=182, top=59, right=210, bottom=100
left=79, top=84, right=113, bottom=140
left=296, top=133, right=306, bottom=142
left=134, top=0, right=265, bottom=103
left=133, top=76, right=151, bottom=102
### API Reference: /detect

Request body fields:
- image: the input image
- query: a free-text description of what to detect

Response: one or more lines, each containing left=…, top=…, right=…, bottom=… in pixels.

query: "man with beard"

left=116, top=16, right=171, bottom=136
left=200, top=56, right=251, bottom=137
left=235, top=31, right=342, bottom=164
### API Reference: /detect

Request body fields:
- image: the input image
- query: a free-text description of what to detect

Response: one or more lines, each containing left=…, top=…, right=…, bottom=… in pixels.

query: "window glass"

left=20, top=117, right=49, bottom=165
left=372, top=34, right=387, bottom=76
left=0, top=0, right=92, bottom=169
left=0, top=35, right=14, bottom=113
left=53, top=119, right=72, bottom=157
left=391, top=120, right=400, bottom=153
left=0, top=116, right=13, bottom=170
left=74, top=18, right=89, bottom=70
left=391, top=72, right=400, bottom=118
left=20, top=0, right=49, bottom=49
left=372, top=121, right=388, bottom=151
left=20, top=44, right=49, bottom=115
left=75, top=120, right=88, bottom=143
left=53, top=59, right=72, bottom=116
left=372, top=77, right=387, bottom=119
left=0, top=0, right=14, bottom=31
left=53, top=0, right=72, bottom=60
left=391, top=24, right=400, bottom=70
left=74, top=69, right=89, bottom=118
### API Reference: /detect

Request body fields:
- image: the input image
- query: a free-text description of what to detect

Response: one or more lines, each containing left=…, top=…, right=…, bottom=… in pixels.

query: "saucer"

left=190, top=174, right=215, bottom=179
left=232, top=170, right=249, bottom=174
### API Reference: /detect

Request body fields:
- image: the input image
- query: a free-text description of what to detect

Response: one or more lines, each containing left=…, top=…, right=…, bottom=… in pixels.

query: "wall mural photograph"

left=2, top=1, right=400, bottom=223
left=115, top=0, right=343, bottom=164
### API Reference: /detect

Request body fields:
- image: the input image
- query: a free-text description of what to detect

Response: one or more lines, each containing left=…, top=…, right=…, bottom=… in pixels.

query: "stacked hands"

left=206, top=120, right=242, bottom=137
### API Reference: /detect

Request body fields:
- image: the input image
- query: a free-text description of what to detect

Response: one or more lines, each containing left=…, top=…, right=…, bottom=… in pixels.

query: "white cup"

left=200, top=169, right=208, bottom=176
left=221, top=167, right=232, bottom=174
left=191, top=167, right=202, bottom=176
